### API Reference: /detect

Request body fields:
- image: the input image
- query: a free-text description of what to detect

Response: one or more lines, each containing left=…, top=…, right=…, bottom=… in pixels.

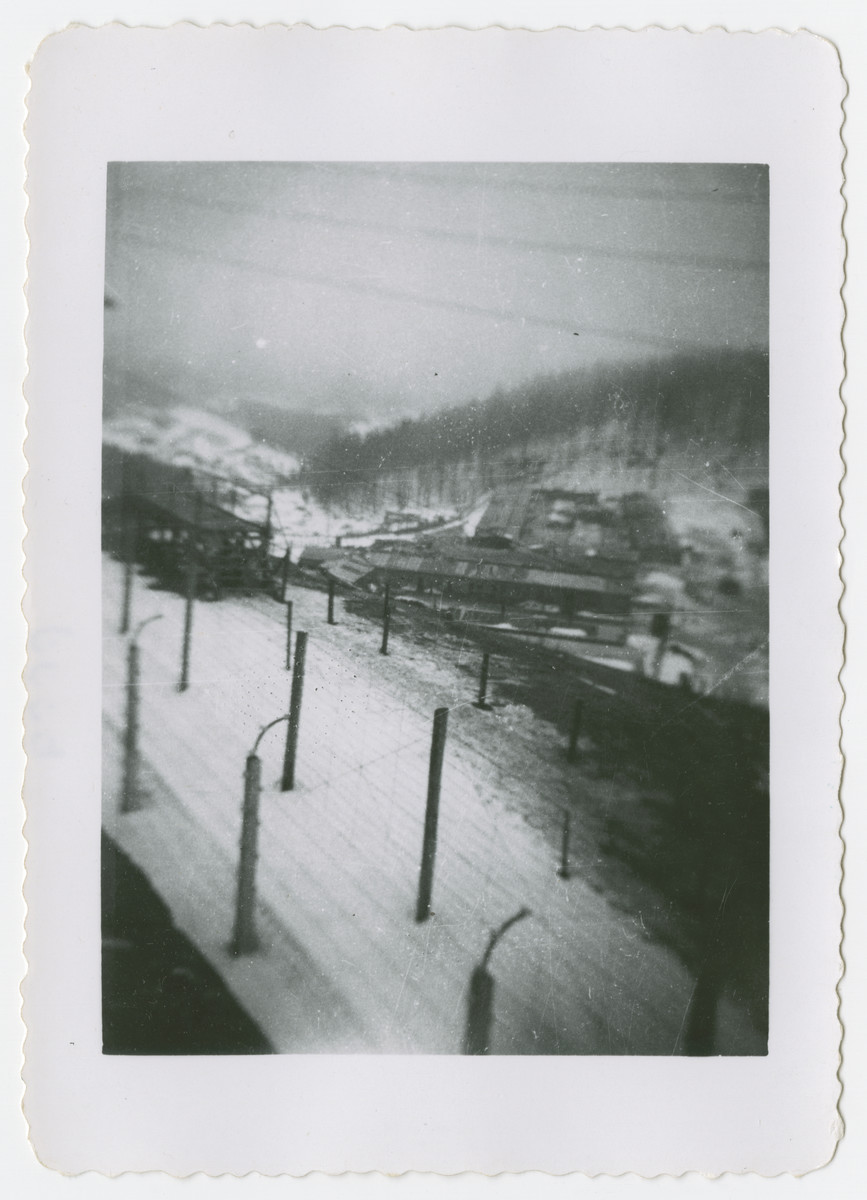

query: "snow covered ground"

left=102, top=555, right=766, bottom=1056
left=103, top=407, right=467, bottom=556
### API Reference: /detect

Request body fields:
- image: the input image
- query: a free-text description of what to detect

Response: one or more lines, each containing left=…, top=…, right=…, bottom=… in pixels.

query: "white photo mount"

left=22, top=24, right=844, bottom=1176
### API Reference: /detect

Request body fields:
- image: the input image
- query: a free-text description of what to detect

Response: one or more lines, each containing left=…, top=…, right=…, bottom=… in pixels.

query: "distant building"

left=472, top=484, right=645, bottom=559
left=617, top=492, right=681, bottom=563
left=103, top=443, right=274, bottom=596
left=361, top=539, right=636, bottom=617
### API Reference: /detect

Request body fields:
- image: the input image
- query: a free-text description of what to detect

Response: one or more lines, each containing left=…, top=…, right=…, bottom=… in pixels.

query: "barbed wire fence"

left=102, top=452, right=766, bottom=1054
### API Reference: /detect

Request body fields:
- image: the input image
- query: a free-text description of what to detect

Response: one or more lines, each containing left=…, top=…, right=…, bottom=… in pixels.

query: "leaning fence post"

left=281, top=631, right=308, bottom=791
left=473, top=652, right=492, bottom=710
left=415, top=707, right=448, bottom=922
left=567, top=698, right=584, bottom=763
left=463, top=907, right=531, bottom=1054
left=230, top=753, right=262, bottom=955
left=380, top=583, right=391, bottom=656
left=463, top=966, right=495, bottom=1056
left=178, top=557, right=197, bottom=692
left=120, top=639, right=141, bottom=813
left=285, top=600, right=294, bottom=670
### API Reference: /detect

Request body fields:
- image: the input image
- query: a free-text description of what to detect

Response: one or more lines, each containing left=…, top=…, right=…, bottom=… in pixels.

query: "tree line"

left=304, top=348, right=768, bottom=502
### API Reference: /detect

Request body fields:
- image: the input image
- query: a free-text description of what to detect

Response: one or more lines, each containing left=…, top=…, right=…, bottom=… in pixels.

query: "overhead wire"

left=116, top=183, right=768, bottom=275
left=117, top=229, right=724, bottom=353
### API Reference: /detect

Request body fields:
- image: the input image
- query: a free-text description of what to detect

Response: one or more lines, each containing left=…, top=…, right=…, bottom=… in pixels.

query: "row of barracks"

left=303, top=540, right=637, bottom=618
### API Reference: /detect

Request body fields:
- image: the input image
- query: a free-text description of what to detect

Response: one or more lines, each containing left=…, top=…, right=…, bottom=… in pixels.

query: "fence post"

left=474, top=652, right=492, bottom=710
left=178, top=557, right=197, bottom=693
left=119, top=516, right=135, bottom=635
left=327, top=578, right=336, bottom=625
left=415, top=707, right=448, bottom=922
left=280, top=549, right=290, bottom=603
left=120, top=639, right=141, bottom=812
left=463, top=966, right=495, bottom=1055
left=650, top=611, right=672, bottom=680
left=230, top=753, right=262, bottom=955
left=682, top=874, right=726, bottom=1055
left=263, top=492, right=273, bottom=557
left=463, top=907, right=531, bottom=1054
left=380, top=583, right=391, bottom=656
left=557, top=809, right=572, bottom=879
left=285, top=600, right=294, bottom=670
left=567, top=698, right=584, bottom=763
left=120, top=615, right=162, bottom=812
left=281, top=630, right=308, bottom=791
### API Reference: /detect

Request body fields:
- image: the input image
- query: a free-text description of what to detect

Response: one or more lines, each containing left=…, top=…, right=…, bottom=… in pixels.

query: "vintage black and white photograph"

left=20, top=14, right=851, bottom=1175
left=99, top=160, right=770, bottom=1057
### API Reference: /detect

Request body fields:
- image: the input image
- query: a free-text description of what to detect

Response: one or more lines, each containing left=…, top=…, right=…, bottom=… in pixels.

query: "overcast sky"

left=104, top=162, right=768, bottom=423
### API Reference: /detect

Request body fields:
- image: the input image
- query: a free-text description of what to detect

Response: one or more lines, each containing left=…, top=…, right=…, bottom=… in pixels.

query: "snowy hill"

left=103, top=406, right=300, bottom=490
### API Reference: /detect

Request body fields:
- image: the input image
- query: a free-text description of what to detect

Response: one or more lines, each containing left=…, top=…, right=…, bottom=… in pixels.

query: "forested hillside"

left=306, top=349, right=768, bottom=505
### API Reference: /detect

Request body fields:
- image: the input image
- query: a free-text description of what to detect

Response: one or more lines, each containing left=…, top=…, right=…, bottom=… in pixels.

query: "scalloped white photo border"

left=21, top=23, right=844, bottom=1177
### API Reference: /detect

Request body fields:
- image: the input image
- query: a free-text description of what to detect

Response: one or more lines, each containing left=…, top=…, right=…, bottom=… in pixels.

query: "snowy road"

left=102, top=555, right=764, bottom=1055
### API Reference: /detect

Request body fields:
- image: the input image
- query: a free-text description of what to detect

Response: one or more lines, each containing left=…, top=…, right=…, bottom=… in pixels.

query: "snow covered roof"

left=364, top=547, right=628, bottom=594
left=320, top=555, right=376, bottom=588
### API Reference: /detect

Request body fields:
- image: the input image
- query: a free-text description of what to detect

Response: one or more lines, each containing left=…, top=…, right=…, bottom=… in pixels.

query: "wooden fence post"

left=178, top=556, right=197, bottom=693
left=119, top=516, right=135, bottom=635
left=281, top=631, right=308, bottom=790
left=230, top=753, right=262, bottom=955
left=474, top=652, right=492, bottom=710
left=280, top=550, right=290, bottom=603
left=327, top=578, right=336, bottom=625
left=120, top=614, right=162, bottom=812
left=415, top=707, right=448, bottom=922
left=120, top=640, right=141, bottom=812
left=463, top=966, right=495, bottom=1055
left=380, top=583, right=391, bottom=656
left=285, top=600, right=294, bottom=670
left=682, top=877, right=726, bottom=1055
left=463, top=908, right=531, bottom=1054
left=263, top=492, right=273, bottom=558
left=557, top=810, right=572, bottom=879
